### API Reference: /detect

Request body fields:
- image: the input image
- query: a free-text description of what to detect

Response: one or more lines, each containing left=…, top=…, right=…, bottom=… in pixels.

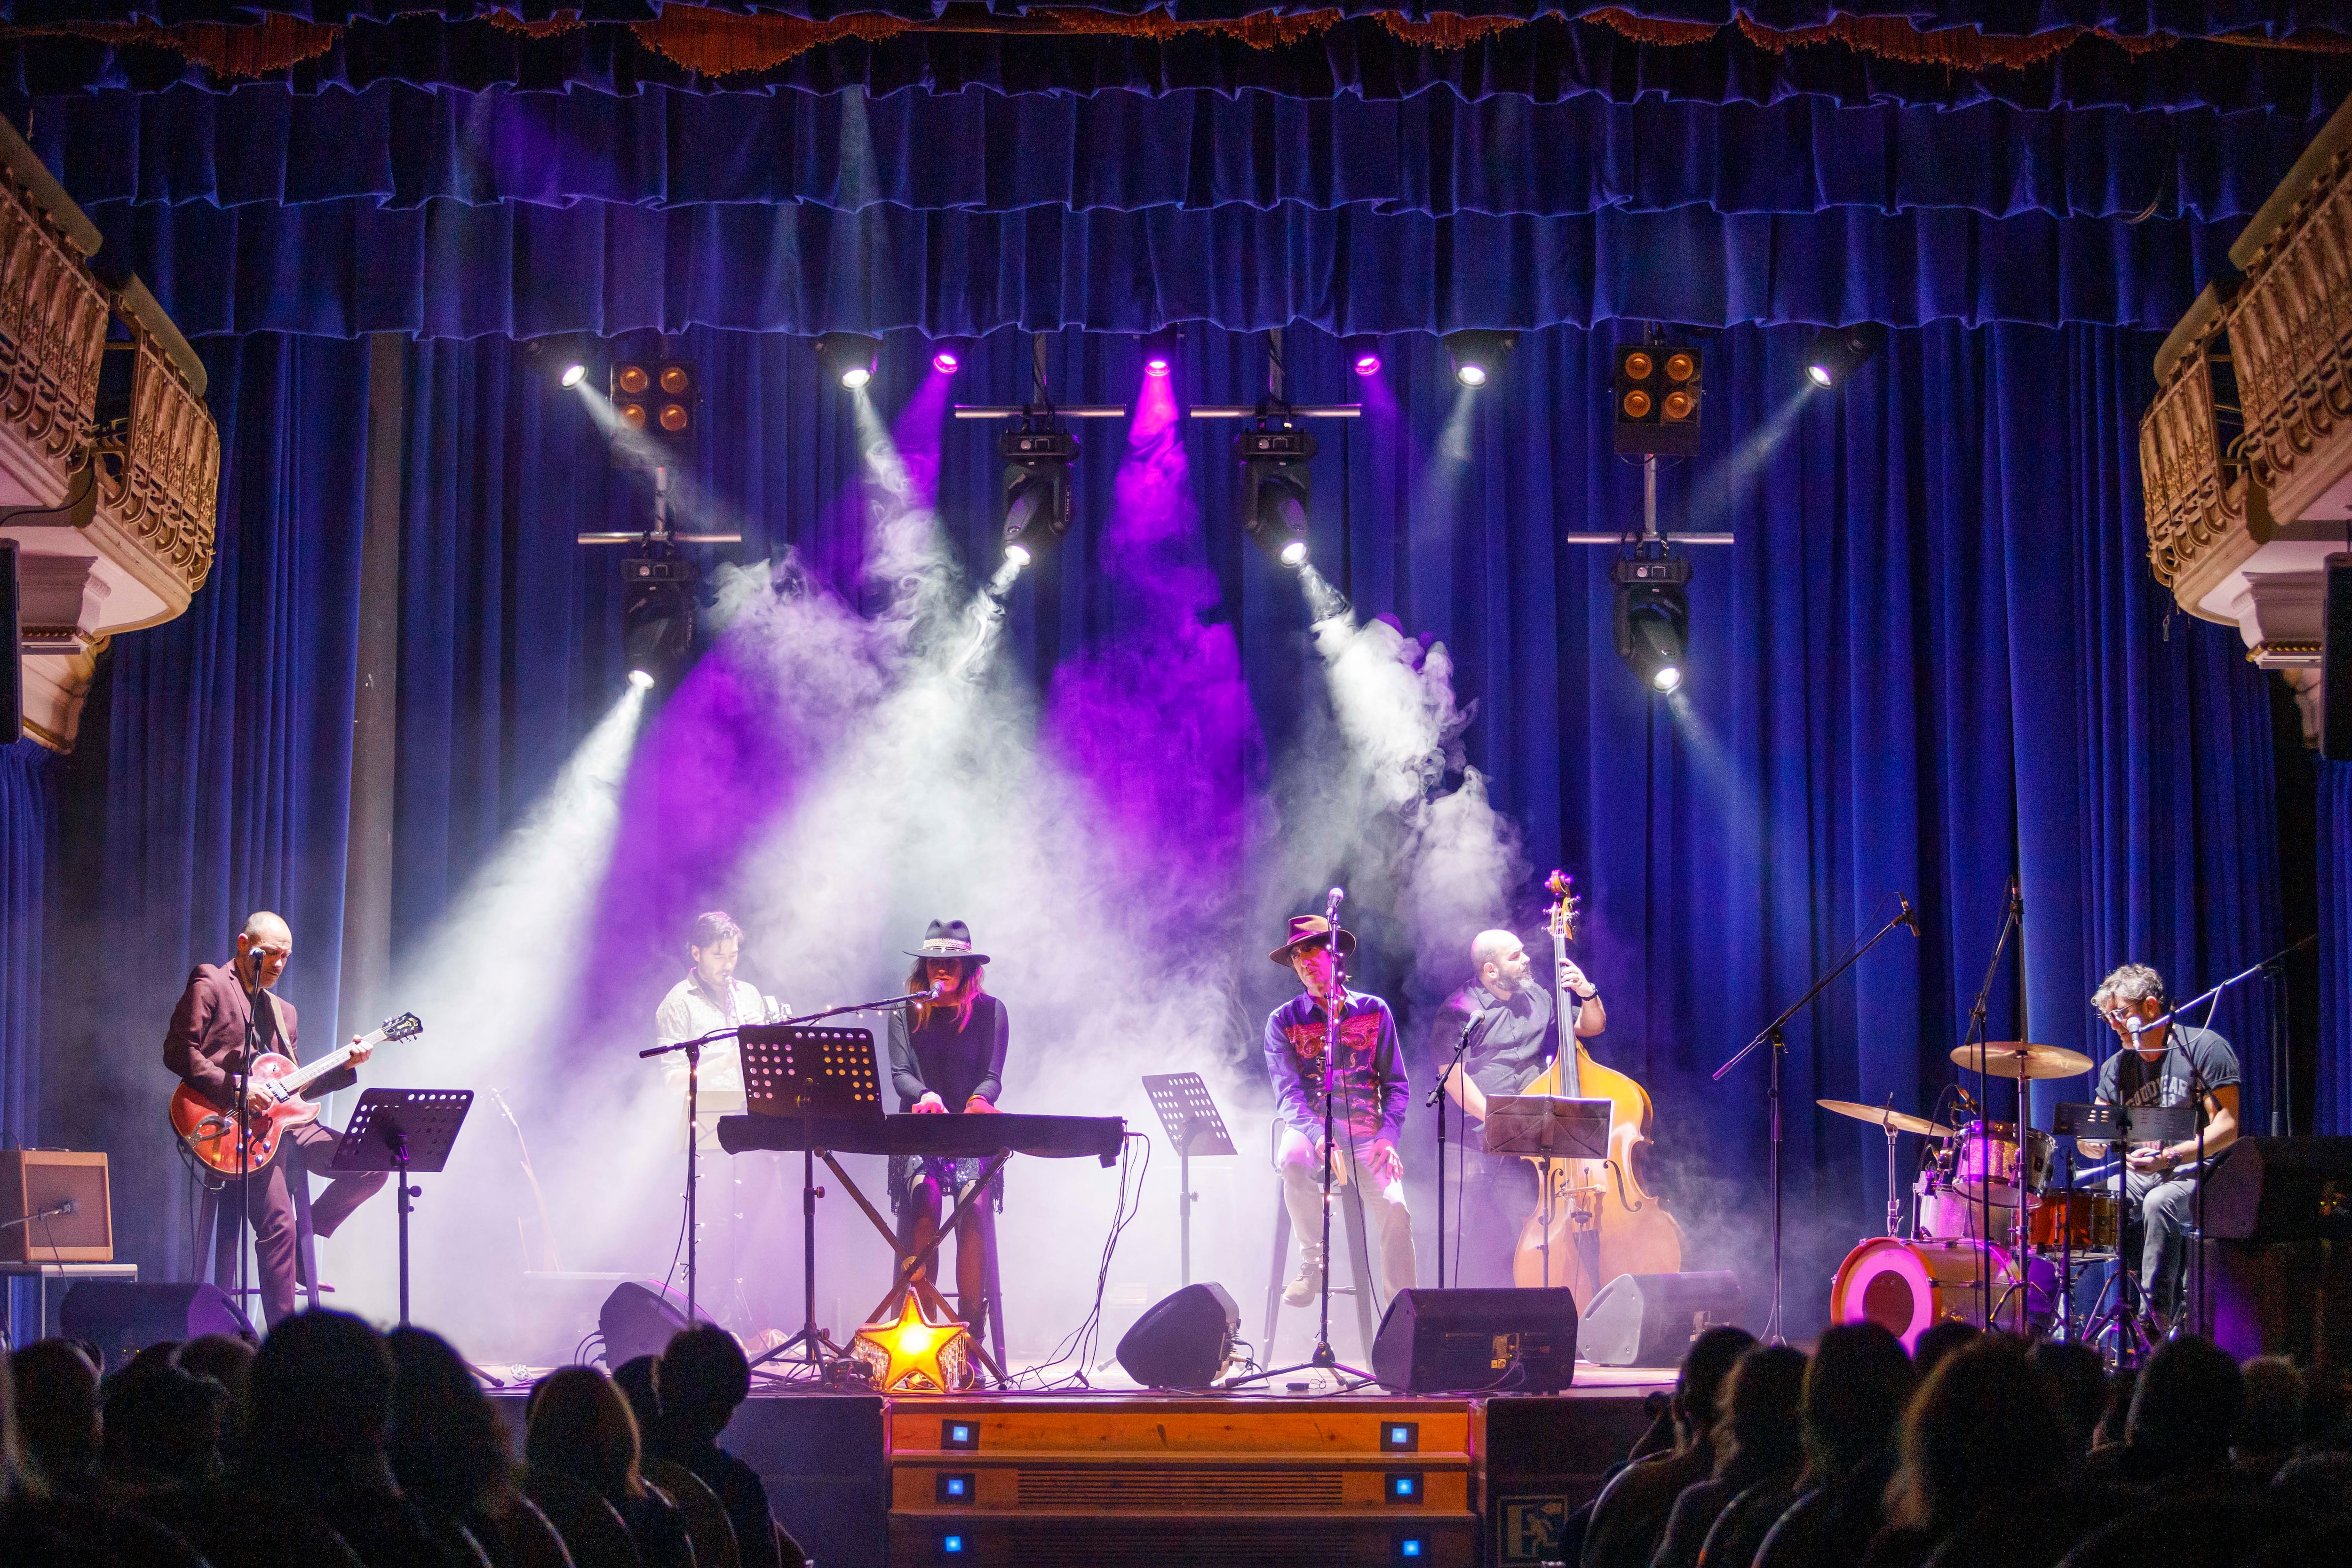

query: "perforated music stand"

left=330, top=1089, right=473, bottom=1333
left=1143, top=1073, right=1236, bottom=1287
left=1485, top=1096, right=1613, bottom=1292
left=738, top=1026, right=879, bottom=1379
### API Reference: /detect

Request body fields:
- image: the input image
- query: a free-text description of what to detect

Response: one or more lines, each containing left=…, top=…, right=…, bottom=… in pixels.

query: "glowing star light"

left=850, top=1294, right=974, bottom=1393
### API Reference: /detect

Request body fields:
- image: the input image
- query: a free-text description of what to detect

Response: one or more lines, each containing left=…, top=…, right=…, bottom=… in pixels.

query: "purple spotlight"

left=1138, top=325, right=1182, bottom=382
left=932, top=346, right=961, bottom=375
left=1144, top=354, right=1172, bottom=378
left=1344, top=334, right=1383, bottom=378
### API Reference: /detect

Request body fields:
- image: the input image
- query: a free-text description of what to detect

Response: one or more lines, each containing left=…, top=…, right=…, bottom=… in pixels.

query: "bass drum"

left=1829, top=1238, right=2058, bottom=1351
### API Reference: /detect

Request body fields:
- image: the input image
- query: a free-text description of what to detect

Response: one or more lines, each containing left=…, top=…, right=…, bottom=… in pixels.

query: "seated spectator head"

left=1801, top=1321, right=1916, bottom=1482
left=2030, top=1341, right=2108, bottom=1456
left=2125, top=1334, right=2241, bottom=1471
left=2233, top=1356, right=2303, bottom=1469
left=244, top=1310, right=396, bottom=1475
left=1889, top=1333, right=2068, bottom=1540
left=660, top=1326, right=753, bottom=1444
left=1674, top=1326, right=1759, bottom=1453
left=174, top=1334, right=255, bottom=1407
left=1713, top=1344, right=1808, bottom=1483
left=527, top=1365, right=646, bottom=1504
left=612, top=1353, right=663, bottom=1438
left=2271, top=1450, right=2352, bottom=1518
left=1913, top=1320, right=1980, bottom=1379
left=387, top=1327, right=516, bottom=1519
left=101, top=1358, right=226, bottom=1488
left=11, top=1339, right=100, bottom=1488
left=0, top=1350, right=25, bottom=1501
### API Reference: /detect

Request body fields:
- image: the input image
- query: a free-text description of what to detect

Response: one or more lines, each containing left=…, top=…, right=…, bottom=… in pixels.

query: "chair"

left=523, top=1470, right=644, bottom=1568
left=495, top=1494, right=579, bottom=1568
left=645, top=1459, right=740, bottom=1568
left=1261, top=1121, right=1382, bottom=1365
left=191, top=1145, right=322, bottom=1315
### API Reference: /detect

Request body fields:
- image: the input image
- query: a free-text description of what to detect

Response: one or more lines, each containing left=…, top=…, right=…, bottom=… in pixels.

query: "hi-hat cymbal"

left=1948, top=1042, right=2094, bottom=1080
left=1815, top=1099, right=1958, bottom=1139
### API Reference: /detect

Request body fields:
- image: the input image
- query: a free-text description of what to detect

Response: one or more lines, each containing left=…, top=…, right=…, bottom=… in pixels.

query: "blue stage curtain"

left=40, top=333, right=371, bottom=1287
left=29, top=84, right=2321, bottom=223
left=2323, top=762, right=2352, bottom=1135
left=376, top=319, right=2280, bottom=1329
left=0, top=739, right=52, bottom=1149
left=6, top=19, right=2348, bottom=112
left=80, top=195, right=2233, bottom=338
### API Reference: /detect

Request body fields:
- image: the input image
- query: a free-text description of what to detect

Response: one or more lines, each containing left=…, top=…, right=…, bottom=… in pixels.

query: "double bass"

left=1512, top=871, right=1683, bottom=1293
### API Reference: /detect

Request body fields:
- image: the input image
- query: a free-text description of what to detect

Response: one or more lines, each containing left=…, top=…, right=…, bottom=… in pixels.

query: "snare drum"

left=1953, top=1121, right=2053, bottom=1207
left=2028, top=1190, right=2119, bottom=1254
left=1829, top=1237, right=2058, bottom=1350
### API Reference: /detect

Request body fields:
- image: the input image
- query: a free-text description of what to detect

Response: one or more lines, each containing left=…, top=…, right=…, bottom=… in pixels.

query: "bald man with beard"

left=163, top=912, right=387, bottom=1325
left=1430, top=927, right=1606, bottom=1286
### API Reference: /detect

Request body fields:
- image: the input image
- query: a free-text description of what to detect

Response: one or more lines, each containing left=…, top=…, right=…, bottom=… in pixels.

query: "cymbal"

left=1948, top=1042, right=2094, bottom=1081
left=1815, top=1099, right=1958, bottom=1139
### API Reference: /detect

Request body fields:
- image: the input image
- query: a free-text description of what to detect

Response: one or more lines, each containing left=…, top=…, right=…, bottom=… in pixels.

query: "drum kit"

left=1821, top=1040, right=2101, bottom=1351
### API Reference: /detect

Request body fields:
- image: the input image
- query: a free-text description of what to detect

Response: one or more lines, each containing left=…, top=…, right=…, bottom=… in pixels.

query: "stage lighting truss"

left=1237, top=421, right=1317, bottom=568
left=1804, top=322, right=1888, bottom=388
left=1444, top=329, right=1516, bottom=388
left=1611, top=550, right=1691, bottom=694
left=1613, top=342, right=1702, bottom=456
left=622, top=547, right=701, bottom=688
left=1000, top=421, right=1080, bottom=566
left=610, top=358, right=699, bottom=470
left=816, top=331, right=882, bottom=390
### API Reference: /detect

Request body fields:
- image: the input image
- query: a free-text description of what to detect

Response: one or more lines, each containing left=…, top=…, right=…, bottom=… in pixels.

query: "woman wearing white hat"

left=886, top=919, right=1007, bottom=1327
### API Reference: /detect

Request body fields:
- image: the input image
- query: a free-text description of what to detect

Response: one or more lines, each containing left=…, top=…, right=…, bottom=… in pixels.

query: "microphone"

left=1894, top=893, right=1919, bottom=938
left=927, top=983, right=946, bottom=1000
left=0, top=1198, right=74, bottom=1233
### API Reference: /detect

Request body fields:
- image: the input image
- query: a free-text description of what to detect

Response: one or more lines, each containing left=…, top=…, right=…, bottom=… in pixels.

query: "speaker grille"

left=997, top=1521, right=1368, bottom=1564
left=1013, top=1465, right=1344, bottom=1509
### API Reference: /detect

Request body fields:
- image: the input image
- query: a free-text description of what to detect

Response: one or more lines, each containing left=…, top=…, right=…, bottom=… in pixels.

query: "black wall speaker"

left=1370, top=1287, right=1579, bottom=1394
left=59, top=1281, right=253, bottom=1372
left=598, top=1279, right=719, bottom=1366
left=1115, top=1281, right=1238, bottom=1388
left=2323, top=553, right=2350, bottom=763
left=2200, top=1138, right=2352, bottom=1242
left=1580, top=1271, right=1748, bottom=1368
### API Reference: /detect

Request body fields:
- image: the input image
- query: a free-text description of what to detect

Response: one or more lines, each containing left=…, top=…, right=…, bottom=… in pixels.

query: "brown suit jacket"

left=163, top=963, right=355, bottom=1111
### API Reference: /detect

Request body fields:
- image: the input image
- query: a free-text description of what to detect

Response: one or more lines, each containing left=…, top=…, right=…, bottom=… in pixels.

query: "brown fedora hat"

left=1269, top=914, right=1357, bottom=967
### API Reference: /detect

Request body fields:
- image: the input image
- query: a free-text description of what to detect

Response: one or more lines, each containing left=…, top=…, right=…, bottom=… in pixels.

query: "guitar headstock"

left=379, top=1012, right=423, bottom=1043
left=1546, top=870, right=1579, bottom=943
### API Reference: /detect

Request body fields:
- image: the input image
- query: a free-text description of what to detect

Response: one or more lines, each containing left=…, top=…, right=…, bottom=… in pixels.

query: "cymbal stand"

left=1714, top=899, right=1915, bottom=1343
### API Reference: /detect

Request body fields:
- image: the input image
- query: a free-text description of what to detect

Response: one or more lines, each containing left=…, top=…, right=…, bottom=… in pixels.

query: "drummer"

left=2075, top=963, right=2240, bottom=1332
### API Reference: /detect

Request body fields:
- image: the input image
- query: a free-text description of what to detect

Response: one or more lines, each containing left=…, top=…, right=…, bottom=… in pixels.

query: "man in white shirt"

left=653, top=911, right=787, bottom=1131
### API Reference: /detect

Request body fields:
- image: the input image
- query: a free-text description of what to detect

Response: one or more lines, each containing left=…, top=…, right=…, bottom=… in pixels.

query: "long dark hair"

left=906, top=955, right=985, bottom=1031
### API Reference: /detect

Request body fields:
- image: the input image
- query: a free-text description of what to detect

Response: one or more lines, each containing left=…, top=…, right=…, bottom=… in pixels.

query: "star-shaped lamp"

left=849, top=1294, right=973, bottom=1392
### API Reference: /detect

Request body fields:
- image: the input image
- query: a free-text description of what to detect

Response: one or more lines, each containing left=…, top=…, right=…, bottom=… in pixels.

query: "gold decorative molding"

left=91, top=333, right=219, bottom=602
left=2138, top=303, right=2247, bottom=598
left=0, top=159, right=108, bottom=492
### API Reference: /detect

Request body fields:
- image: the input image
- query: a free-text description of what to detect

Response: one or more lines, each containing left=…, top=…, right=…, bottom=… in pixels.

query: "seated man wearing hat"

left=1264, top=915, right=1418, bottom=1308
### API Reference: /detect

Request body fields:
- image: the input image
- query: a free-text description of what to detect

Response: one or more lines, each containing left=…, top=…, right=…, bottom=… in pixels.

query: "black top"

left=888, top=993, right=1009, bottom=1111
left=2093, top=1023, right=2240, bottom=1164
left=1432, top=981, right=1556, bottom=1100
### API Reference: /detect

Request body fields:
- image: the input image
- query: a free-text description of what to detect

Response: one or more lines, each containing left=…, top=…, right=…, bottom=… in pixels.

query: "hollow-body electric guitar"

left=169, top=1011, right=423, bottom=1176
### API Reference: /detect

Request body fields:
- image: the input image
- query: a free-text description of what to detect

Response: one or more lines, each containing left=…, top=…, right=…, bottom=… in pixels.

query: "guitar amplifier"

left=0, top=1150, right=113, bottom=1263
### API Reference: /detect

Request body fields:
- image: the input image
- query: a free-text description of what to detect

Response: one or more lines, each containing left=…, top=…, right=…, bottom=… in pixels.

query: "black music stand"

left=330, top=1090, right=474, bottom=1336
left=739, top=1026, right=880, bottom=1379
left=2057, top=1100, right=2195, bottom=1362
left=1485, top=1096, right=1612, bottom=1292
left=1143, top=1074, right=1236, bottom=1289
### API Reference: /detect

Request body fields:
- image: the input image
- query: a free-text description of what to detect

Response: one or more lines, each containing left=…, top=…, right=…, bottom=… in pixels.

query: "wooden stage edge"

left=493, top=1367, right=1672, bottom=1568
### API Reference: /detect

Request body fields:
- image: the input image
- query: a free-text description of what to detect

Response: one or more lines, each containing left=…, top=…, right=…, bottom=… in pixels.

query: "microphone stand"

left=234, top=949, right=265, bottom=1321
left=1713, top=898, right=1915, bottom=1343
left=1958, top=879, right=2022, bottom=1333
left=1429, top=1011, right=1482, bottom=1289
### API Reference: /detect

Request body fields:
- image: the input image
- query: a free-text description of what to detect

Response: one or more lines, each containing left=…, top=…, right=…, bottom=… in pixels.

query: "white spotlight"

left=1279, top=540, right=1309, bottom=567
left=560, top=363, right=588, bottom=389
left=1005, top=542, right=1033, bottom=568
left=841, top=366, right=873, bottom=390
left=628, top=668, right=656, bottom=690
left=1651, top=665, right=1683, bottom=693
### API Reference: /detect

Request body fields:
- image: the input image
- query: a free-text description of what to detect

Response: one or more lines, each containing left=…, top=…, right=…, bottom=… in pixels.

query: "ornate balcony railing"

left=0, top=127, right=106, bottom=508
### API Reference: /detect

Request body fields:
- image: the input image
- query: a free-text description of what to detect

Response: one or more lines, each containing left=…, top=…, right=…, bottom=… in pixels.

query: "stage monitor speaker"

left=599, top=1279, right=719, bottom=1366
left=2200, top=1138, right=2352, bottom=1242
left=0, top=1150, right=112, bottom=1264
left=59, top=1282, right=253, bottom=1372
left=2323, top=552, right=2350, bottom=762
left=1115, top=1281, right=1239, bottom=1388
left=1370, top=1287, right=1579, bottom=1394
left=1580, top=1271, right=1747, bottom=1368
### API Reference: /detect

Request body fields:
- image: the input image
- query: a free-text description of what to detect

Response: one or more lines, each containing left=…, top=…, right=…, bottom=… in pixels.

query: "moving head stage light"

left=1805, top=322, right=1888, bottom=388
left=1612, top=552, right=1690, bottom=693
left=1443, top=329, right=1515, bottom=388
left=623, top=548, right=699, bottom=686
left=816, top=332, right=882, bottom=390
left=1237, top=422, right=1316, bottom=567
left=1001, top=422, right=1079, bottom=566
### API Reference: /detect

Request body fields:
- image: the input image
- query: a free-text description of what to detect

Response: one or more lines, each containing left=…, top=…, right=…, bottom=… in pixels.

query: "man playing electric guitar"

left=162, top=911, right=388, bottom=1325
